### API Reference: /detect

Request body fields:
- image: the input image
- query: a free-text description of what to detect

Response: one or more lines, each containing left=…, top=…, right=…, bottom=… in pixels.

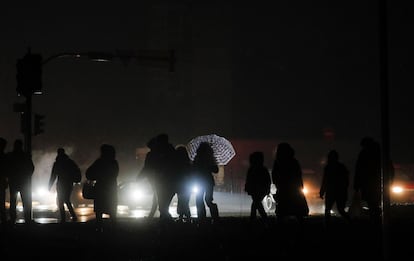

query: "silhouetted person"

left=193, top=142, right=219, bottom=223
left=138, top=136, right=159, bottom=218
left=0, top=137, right=8, bottom=225
left=244, top=151, right=271, bottom=221
left=354, top=137, right=381, bottom=224
left=143, top=134, right=177, bottom=222
left=320, top=150, right=351, bottom=226
left=271, top=142, right=309, bottom=224
left=48, top=148, right=80, bottom=223
left=174, top=145, right=192, bottom=221
left=7, top=139, right=34, bottom=225
left=86, top=144, right=119, bottom=232
left=153, top=134, right=176, bottom=222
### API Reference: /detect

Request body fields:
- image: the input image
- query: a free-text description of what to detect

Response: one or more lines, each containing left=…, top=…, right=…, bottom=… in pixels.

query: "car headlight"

left=392, top=186, right=403, bottom=194
left=302, top=187, right=308, bottom=195
left=130, top=190, right=143, bottom=201
left=192, top=184, right=199, bottom=194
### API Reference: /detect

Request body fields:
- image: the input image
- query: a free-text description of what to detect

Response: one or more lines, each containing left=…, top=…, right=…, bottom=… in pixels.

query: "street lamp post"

left=15, top=48, right=175, bottom=157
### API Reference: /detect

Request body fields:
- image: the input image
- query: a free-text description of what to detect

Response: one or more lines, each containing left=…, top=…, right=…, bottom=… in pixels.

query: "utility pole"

left=379, top=0, right=391, bottom=260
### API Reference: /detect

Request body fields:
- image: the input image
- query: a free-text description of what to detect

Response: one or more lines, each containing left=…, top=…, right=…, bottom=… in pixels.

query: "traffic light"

left=16, top=52, right=43, bottom=96
left=34, top=114, right=45, bottom=135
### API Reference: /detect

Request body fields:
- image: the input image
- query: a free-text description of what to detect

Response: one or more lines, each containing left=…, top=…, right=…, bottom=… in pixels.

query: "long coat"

left=272, top=157, right=309, bottom=217
left=86, top=157, right=119, bottom=214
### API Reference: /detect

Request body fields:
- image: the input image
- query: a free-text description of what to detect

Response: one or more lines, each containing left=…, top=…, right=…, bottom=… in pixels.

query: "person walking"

left=137, top=136, right=159, bottom=219
left=353, top=137, right=382, bottom=224
left=244, top=151, right=271, bottom=222
left=192, top=142, right=219, bottom=224
left=271, top=142, right=309, bottom=223
left=174, top=145, right=192, bottom=222
left=86, top=144, right=119, bottom=232
left=271, top=142, right=309, bottom=253
left=138, top=134, right=176, bottom=222
left=319, top=150, right=351, bottom=226
left=48, top=147, right=80, bottom=223
left=7, top=139, right=34, bottom=225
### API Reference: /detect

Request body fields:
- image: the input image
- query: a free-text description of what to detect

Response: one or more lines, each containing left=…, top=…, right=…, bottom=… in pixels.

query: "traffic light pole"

left=24, top=95, right=32, bottom=157
left=16, top=48, right=175, bottom=157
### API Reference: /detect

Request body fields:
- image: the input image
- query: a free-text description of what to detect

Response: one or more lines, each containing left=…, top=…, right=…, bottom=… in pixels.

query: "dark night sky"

left=1, top=1, right=413, bottom=182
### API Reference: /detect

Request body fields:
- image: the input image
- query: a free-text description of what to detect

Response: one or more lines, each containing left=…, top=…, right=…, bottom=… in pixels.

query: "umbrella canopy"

left=187, top=134, right=236, bottom=165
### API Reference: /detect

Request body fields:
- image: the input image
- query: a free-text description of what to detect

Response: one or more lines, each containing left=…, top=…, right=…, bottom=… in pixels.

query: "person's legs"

left=148, top=193, right=158, bottom=218
left=181, top=191, right=191, bottom=219
left=147, top=181, right=158, bottom=218
left=157, top=189, right=173, bottom=221
left=205, top=184, right=219, bottom=221
left=249, top=198, right=257, bottom=220
left=65, top=198, right=77, bottom=221
left=20, top=181, right=32, bottom=224
left=366, top=197, right=381, bottom=226
left=195, top=190, right=206, bottom=220
left=177, top=191, right=191, bottom=219
left=324, top=196, right=335, bottom=226
left=9, top=187, right=17, bottom=224
left=252, top=195, right=267, bottom=219
left=57, top=194, right=66, bottom=223
left=109, top=206, right=117, bottom=231
left=0, top=185, right=7, bottom=224
left=336, top=198, right=351, bottom=222
left=95, top=210, right=103, bottom=231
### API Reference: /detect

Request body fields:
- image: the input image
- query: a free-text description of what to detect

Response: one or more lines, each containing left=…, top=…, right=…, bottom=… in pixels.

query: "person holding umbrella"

left=192, top=142, right=219, bottom=224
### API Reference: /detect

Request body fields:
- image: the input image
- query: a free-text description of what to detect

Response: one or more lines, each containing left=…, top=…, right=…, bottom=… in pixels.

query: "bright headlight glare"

left=130, top=190, right=143, bottom=201
left=192, top=185, right=199, bottom=194
left=392, top=186, right=403, bottom=194
left=36, top=187, right=49, bottom=197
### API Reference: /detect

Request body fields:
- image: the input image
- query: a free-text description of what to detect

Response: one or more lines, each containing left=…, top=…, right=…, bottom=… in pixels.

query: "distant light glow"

left=117, top=205, right=129, bottom=215
left=91, top=58, right=110, bottom=62
left=302, top=187, right=308, bottom=195
left=77, top=207, right=94, bottom=216
left=130, top=209, right=146, bottom=218
left=392, top=186, right=403, bottom=194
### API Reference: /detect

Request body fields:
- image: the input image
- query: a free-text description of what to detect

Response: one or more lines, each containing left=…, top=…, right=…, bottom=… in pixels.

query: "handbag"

left=82, top=180, right=96, bottom=199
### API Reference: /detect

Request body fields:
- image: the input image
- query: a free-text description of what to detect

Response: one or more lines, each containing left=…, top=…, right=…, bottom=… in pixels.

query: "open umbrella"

left=187, top=134, right=236, bottom=165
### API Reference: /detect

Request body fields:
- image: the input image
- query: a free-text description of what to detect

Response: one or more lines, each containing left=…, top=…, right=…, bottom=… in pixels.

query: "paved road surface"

left=1, top=205, right=413, bottom=261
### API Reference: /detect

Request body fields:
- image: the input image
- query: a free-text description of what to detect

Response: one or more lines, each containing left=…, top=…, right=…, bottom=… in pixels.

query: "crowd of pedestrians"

left=0, top=134, right=389, bottom=234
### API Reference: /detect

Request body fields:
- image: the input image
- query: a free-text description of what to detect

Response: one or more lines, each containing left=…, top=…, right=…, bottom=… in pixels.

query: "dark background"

left=1, top=1, right=413, bottom=185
